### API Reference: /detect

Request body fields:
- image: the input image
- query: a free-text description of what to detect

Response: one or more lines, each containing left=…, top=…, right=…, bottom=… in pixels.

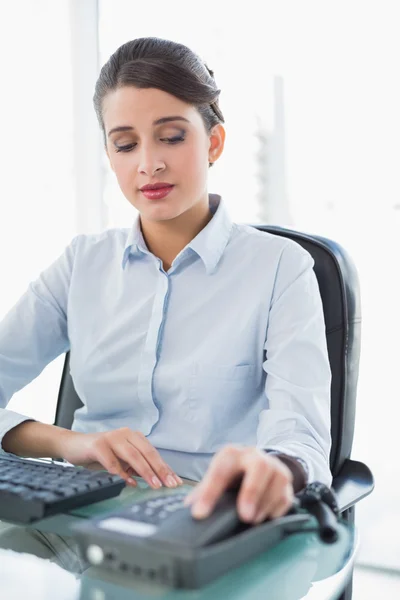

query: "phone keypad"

left=125, top=493, right=188, bottom=526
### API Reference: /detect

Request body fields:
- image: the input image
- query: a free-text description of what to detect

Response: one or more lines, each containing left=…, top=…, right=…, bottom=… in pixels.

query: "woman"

left=0, top=37, right=331, bottom=531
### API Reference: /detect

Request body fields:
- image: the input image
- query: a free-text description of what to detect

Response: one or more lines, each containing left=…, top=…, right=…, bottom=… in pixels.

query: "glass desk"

left=0, top=478, right=357, bottom=600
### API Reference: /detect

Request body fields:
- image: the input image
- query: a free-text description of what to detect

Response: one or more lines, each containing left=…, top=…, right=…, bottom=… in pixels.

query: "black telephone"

left=84, top=490, right=251, bottom=550
left=72, top=485, right=337, bottom=589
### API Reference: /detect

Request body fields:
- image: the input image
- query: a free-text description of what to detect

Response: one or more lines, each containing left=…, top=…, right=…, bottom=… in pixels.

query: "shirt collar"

left=122, top=194, right=233, bottom=275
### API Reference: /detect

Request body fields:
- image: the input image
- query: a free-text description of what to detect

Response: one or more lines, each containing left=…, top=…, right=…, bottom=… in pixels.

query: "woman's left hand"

left=183, top=445, right=294, bottom=524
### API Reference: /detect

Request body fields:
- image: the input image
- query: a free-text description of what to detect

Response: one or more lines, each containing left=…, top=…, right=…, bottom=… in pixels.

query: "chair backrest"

left=54, top=350, right=82, bottom=433
left=54, top=225, right=361, bottom=477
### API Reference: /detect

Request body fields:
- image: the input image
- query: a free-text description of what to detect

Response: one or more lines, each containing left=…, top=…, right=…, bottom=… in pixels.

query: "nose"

left=137, top=144, right=165, bottom=176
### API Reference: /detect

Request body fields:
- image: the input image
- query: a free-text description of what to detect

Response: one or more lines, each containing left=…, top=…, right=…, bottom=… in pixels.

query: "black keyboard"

left=0, top=455, right=126, bottom=524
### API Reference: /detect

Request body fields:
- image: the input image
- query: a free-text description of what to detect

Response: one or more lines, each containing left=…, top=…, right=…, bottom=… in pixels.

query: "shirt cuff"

left=263, top=448, right=309, bottom=493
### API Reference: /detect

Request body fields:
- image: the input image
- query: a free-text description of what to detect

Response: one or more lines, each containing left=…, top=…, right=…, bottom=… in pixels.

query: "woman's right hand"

left=60, top=427, right=183, bottom=490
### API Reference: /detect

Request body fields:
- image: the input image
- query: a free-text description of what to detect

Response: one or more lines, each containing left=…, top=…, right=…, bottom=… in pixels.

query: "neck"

left=140, top=199, right=213, bottom=270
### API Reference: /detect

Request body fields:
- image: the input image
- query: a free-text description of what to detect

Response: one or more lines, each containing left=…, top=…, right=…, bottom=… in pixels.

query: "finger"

left=251, top=457, right=292, bottom=518
left=124, top=465, right=138, bottom=477
left=190, top=447, right=244, bottom=519
left=123, top=463, right=140, bottom=485
left=86, top=459, right=139, bottom=486
left=254, top=481, right=294, bottom=523
left=119, top=459, right=140, bottom=479
left=269, top=483, right=294, bottom=519
left=236, top=457, right=275, bottom=522
left=112, top=441, right=164, bottom=489
left=185, top=472, right=242, bottom=499
left=261, top=464, right=293, bottom=515
left=183, top=484, right=202, bottom=506
left=82, top=461, right=107, bottom=471
left=126, top=430, right=183, bottom=488
left=92, top=443, right=135, bottom=486
left=85, top=459, right=139, bottom=486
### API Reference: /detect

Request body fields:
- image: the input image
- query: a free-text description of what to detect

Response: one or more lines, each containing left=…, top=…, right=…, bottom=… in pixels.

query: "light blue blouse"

left=0, top=194, right=332, bottom=484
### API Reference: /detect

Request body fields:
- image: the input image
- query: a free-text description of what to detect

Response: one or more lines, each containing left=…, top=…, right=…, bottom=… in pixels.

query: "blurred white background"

left=0, top=1, right=399, bottom=596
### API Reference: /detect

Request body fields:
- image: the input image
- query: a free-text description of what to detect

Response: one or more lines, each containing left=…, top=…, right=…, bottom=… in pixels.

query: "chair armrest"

left=332, top=458, right=374, bottom=513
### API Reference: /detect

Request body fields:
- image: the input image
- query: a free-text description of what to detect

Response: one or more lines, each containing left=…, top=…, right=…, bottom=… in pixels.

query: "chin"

left=144, top=203, right=188, bottom=221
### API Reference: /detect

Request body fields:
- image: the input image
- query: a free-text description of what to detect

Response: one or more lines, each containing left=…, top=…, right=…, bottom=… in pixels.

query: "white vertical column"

left=269, top=75, right=292, bottom=226
left=69, top=0, right=107, bottom=234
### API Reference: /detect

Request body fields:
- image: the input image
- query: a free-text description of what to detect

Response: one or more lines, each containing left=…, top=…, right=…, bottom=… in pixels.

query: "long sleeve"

left=256, top=241, right=332, bottom=486
left=0, top=237, right=78, bottom=454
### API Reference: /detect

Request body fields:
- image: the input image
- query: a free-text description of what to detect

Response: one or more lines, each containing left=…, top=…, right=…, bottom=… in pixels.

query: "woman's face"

left=103, top=86, right=224, bottom=224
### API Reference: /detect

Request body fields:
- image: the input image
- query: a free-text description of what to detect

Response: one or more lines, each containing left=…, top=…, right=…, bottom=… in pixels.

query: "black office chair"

left=54, top=225, right=374, bottom=600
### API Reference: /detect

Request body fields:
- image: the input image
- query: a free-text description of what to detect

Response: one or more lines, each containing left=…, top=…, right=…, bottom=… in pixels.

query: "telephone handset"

left=89, top=490, right=246, bottom=549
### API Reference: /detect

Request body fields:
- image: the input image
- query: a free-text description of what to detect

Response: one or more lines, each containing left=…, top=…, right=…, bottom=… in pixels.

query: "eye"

left=114, top=135, right=185, bottom=153
left=115, top=143, right=137, bottom=153
left=160, top=135, right=185, bottom=144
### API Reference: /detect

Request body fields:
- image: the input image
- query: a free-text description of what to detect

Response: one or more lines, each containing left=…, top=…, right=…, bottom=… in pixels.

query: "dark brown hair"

left=93, top=37, right=225, bottom=167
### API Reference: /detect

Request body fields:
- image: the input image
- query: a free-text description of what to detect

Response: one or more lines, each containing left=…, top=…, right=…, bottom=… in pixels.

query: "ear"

left=208, top=124, right=226, bottom=164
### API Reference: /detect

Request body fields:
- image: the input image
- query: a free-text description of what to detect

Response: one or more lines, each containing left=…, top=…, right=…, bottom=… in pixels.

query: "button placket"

left=137, top=270, right=170, bottom=432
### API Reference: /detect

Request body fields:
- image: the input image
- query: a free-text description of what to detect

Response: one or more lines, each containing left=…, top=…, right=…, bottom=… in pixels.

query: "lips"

left=140, top=185, right=175, bottom=200
left=140, top=183, right=174, bottom=191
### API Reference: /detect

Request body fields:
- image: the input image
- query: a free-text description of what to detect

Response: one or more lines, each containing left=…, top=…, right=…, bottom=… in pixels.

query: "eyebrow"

left=107, top=116, right=190, bottom=138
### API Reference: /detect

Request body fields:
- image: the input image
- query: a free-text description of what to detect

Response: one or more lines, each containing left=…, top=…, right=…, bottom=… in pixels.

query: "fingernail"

left=241, top=503, right=255, bottom=521
left=151, top=476, right=162, bottom=488
left=174, top=474, right=183, bottom=485
left=192, top=501, right=210, bottom=519
left=166, top=475, right=177, bottom=488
